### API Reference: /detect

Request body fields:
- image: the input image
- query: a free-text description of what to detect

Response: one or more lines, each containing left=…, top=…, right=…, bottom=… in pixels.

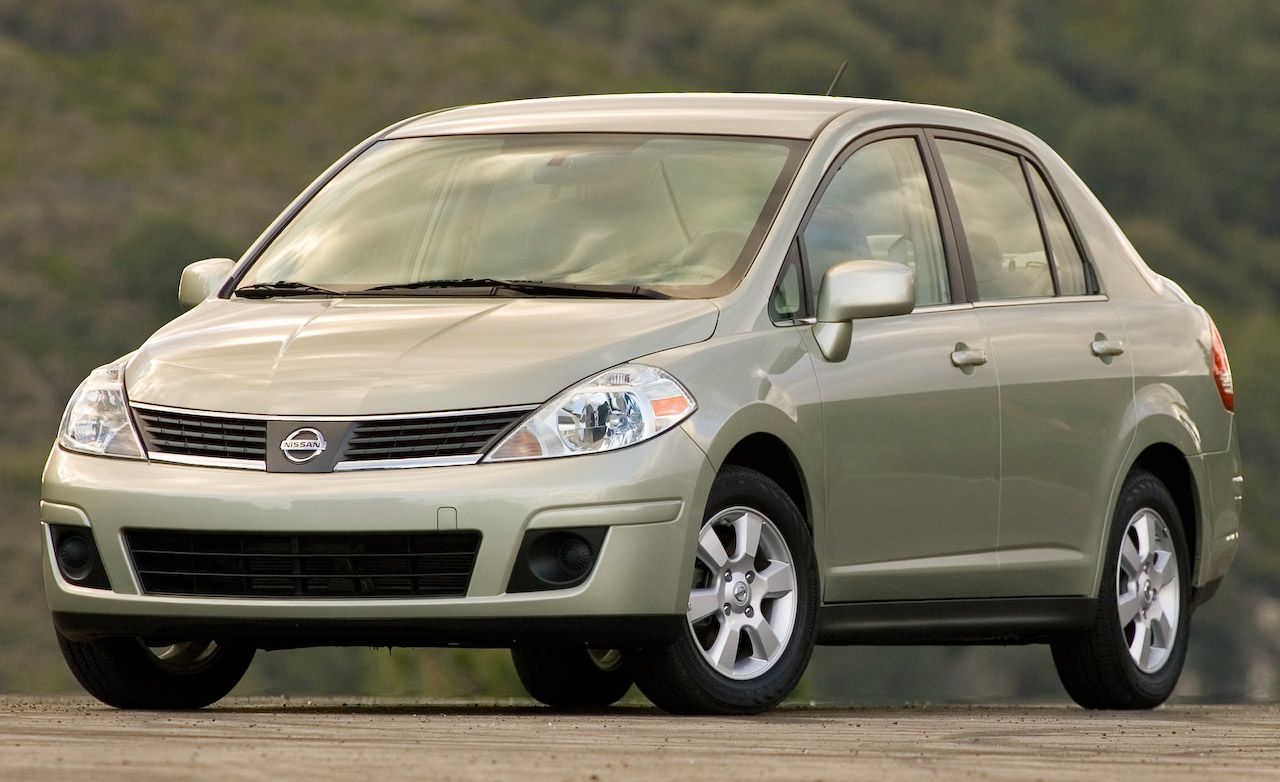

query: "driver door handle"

left=1091, top=338, right=1126, bottom=357
left=950, top=347, right=988, bottom=368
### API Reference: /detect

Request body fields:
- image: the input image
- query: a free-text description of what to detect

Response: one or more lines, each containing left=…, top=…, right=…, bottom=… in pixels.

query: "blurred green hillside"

left=2, top=0, right=1278, bottom=701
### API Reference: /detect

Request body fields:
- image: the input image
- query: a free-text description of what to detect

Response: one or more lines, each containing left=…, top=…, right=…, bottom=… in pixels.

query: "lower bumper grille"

left=124, top=529, right=480, bottom=599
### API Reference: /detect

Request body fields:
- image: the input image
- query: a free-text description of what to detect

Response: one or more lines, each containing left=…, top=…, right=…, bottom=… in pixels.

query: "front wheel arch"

left=720, top=432, right=812, bottom=530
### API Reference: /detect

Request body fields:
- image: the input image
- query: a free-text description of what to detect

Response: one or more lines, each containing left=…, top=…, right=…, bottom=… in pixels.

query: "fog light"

left=57, top=533, right=94, bottom=580
left=507, top=527, right=607, bottom=593
left=49, top=525, right=111, bottom=590
left=556, top=536, right=593, bottom=578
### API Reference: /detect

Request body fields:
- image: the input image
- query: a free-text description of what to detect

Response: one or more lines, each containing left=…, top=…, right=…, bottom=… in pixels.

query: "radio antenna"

left=825, top=61, right=849, bottom=96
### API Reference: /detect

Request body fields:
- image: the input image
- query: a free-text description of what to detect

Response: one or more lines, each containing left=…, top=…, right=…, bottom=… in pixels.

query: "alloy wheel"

left=1116, top=508, right=1181, bottom=673
left=146, top=641, right=222, bottom=674
left=686, top=506, right=798, bottom=680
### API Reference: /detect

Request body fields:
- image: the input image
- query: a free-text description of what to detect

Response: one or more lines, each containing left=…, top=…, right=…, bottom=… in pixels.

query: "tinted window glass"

left=769, top=242, right=805, bottom=322
left=936, top=140, right=1052, bottom=300
left=240, top=134, right=804, bottom=299
left=802, top=138, right=949, bottom=307
left=1029, top=167, right=1089, bottom=295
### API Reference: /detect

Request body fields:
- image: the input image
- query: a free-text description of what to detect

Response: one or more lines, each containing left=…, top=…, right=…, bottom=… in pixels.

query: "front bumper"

left=42, top=427, right=715, bottom=647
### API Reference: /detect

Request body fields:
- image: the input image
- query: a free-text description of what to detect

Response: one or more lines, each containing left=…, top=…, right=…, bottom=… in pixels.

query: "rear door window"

left=934, top=140, right=1053, bottom=300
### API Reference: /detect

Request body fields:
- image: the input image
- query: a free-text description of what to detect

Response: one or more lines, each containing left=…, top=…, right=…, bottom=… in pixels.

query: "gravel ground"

left=2, top=697, right=1279, bottom=780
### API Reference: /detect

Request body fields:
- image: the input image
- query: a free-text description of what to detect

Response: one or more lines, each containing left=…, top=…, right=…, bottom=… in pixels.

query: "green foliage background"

left=2, top=0, right=1278, bottom=702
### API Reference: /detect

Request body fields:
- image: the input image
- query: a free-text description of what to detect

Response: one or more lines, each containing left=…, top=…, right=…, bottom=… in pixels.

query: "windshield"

left=237, top=134, right=806, bottom=298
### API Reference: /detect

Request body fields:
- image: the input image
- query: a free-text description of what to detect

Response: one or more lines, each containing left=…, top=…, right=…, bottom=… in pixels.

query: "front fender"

left=642, top=328, right=825, bottom=557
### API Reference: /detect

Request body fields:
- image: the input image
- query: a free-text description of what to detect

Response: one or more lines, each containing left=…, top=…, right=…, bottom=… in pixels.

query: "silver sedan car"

left=44, top=94, right=1241, bottom=714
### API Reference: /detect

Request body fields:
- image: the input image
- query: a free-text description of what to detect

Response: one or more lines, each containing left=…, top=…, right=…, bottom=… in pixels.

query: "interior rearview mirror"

left=813, top=260, right=915, bottom=361
left=178, top=258, right=236, bottom=308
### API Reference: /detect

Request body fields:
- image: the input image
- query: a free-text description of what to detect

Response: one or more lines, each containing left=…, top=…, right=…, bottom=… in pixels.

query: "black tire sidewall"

left=1099, top=470, right=1192, bottom=703
left=510, top=646, right=633, bottom=709
left=57, top=633, right=254, bottom=710
left=660, top=465, right=819, bottom=712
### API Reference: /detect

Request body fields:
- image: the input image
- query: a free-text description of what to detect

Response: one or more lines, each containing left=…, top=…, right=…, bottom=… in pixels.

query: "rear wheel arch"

left=1128, top=443, right=1200, bottom=586
left=1109, top=394, right=1205, bottom=587
left=1052, top=467, right=1191, bottom=709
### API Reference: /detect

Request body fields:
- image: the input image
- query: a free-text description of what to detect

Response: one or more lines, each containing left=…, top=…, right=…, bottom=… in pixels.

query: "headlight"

left=485, top=364, right=696, bottom=461
left=58, top=361, right=145, bottom=459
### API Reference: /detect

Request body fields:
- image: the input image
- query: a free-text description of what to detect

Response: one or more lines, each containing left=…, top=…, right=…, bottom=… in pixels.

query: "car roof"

left=384, top=93, right=1002, bottom=141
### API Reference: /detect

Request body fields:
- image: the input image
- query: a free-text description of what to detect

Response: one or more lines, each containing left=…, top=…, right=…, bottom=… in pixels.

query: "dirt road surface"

left=2, top=698, right=1278, bottom=780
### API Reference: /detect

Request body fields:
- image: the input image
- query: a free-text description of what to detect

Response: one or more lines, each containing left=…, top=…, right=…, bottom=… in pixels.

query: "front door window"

left=802, top=137, right=951, bottom=307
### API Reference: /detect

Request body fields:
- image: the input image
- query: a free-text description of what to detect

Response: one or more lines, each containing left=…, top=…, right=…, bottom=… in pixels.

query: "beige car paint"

left=812, top=306, right=1002, bottom=602
left=126, top=297, right=718, bottom=415
left=975, top=299, right=1135, bottom=597
left=44, top=94, right=1239, bottom=637
left=44, top=424, right=717, bottom=619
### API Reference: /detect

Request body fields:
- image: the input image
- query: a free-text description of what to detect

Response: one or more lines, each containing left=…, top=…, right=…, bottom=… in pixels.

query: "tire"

left=56, top=631, right=254, bottom=710
left=511, top=647, right=633, bottom=709
left=1051, top=468, right=1191, bottom=709
left=630, top=465, right=818, bottom=715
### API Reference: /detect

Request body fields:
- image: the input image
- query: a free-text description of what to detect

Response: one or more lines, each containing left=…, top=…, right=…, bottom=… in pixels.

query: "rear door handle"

left=950, top=347, right=988, bottom=368
left=1091, top=339, right=1125, bottom=357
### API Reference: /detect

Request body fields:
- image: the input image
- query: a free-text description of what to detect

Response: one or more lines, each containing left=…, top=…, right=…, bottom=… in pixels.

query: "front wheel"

left=56, top=631, right=254, bottom=710
left=512, top=647, right=633, bottom=709
left=630, top=465, right=818, bottom=714
left=1051, top=468, right=1191, bottom=709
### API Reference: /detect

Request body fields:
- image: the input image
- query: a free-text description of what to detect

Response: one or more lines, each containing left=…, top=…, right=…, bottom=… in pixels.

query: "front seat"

left=804, top=206, right=872, bottom=285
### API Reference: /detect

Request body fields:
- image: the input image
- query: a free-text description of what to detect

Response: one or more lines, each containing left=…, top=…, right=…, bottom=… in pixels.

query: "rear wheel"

left=630, top=465, right=818, bottom=714
left=56, top=631, right=254, bottom=710
left=511, top=647, right=632, bottom=709
left=1052, top=468, right=1191, bottom=709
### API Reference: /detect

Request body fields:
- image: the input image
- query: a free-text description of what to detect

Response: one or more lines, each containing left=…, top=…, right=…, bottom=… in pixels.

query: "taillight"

left=1209, top=319, right=1234, bottom=412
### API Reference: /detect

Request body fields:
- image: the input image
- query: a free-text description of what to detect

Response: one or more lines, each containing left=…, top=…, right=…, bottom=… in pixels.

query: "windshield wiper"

left=357, top=278, right=671, bottom=299
left=234, top=281, right=345, bottom=299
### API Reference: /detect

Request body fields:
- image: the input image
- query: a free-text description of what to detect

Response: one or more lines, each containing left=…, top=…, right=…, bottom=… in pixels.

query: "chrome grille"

left=343, top=410, right=527, bottom=462
left=125, top=529, right=481, bottom=599
left=129, top=404, right=533, bottom=470
left=134, top=408, right=268, bottom=460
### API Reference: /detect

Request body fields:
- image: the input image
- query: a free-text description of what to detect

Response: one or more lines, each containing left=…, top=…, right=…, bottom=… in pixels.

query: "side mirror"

left=178, top=258, right=236, bottom=308
left=813, top=260, right=915, bottom=361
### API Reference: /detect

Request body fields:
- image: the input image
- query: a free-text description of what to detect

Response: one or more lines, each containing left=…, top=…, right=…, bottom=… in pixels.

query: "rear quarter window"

left=1028, top=166, right=1090, bottom=296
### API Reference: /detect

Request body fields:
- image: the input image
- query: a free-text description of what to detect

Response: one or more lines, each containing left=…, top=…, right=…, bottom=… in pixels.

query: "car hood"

left=126, top=297, right=719, bottom=415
